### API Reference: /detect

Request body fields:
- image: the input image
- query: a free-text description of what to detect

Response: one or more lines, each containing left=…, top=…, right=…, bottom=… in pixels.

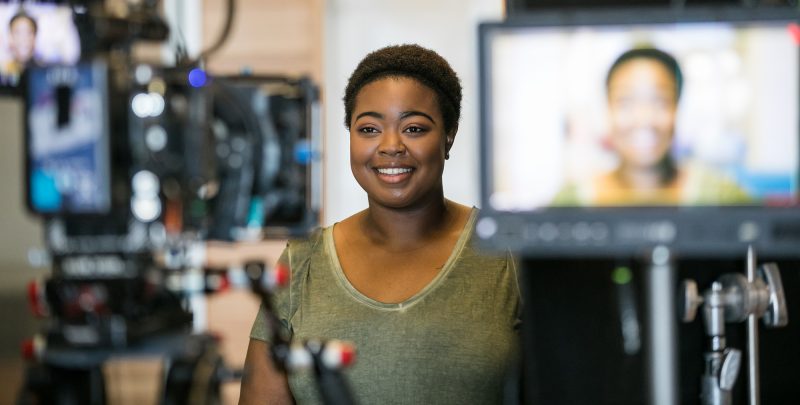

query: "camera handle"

left=680, top=247, right=789, bottom=405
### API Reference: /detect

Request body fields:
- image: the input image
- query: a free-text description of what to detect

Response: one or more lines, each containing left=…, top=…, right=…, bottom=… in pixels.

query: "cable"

left=187, top=0, right=236, bottom=66
left=167, top=0, right=190, bottom=65
left=172, top=26, right=190, bottom=65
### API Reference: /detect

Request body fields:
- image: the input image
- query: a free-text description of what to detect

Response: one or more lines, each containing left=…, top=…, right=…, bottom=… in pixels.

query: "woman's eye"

left=404, top=126, right=426, bottom=134
left=359, top=127, right=379, bottom=134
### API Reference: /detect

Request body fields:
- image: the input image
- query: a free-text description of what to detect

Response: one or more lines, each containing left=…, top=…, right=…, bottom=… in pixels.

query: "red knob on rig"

left=20, top=334, right=45, bottom=362
left=205, top=271, right=231, bottom=293
left=245, top=261, right=291, bottom=292
left=322, top=340, right=356, bottom=369
left=271, top=263, right=290, bottom=289
left=284, top=339, right=357, bottom=372
left=26, top=279, right=48, bottom=318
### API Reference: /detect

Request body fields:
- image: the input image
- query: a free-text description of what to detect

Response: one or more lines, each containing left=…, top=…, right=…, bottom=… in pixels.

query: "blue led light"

left=187, top=68, right=207, bottom=88
left=294, top=140, right=319, bottom=165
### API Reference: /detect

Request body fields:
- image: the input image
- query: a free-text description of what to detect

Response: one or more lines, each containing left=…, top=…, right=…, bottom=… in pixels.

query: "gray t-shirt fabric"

left=250, top=208, right=521, bottom=404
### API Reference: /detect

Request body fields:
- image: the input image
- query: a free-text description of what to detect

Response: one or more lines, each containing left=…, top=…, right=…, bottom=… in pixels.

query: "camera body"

left=17, top=2, right=322, bottom=402
left=26, top=63, right=321, bottom=350
left=21, top=0, right=321, bottom=351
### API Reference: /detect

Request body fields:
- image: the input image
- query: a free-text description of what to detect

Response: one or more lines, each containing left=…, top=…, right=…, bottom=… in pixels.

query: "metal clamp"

left=679, top=247, right=790, bottom=405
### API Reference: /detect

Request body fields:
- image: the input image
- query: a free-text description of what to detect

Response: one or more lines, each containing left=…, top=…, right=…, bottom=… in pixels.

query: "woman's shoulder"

left=288, top=226, right=325, bottom=246
left=461, top=206, right=512, bottom=265
left=450, top=200, right=474, bottom=214
left=283, top=226, right=327, bottom=266
left=451, top=200, right=477, bottom=229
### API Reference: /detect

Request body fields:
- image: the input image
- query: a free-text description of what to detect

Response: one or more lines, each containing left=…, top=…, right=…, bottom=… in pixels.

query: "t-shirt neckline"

left=325, top=207, right=478, bottom=311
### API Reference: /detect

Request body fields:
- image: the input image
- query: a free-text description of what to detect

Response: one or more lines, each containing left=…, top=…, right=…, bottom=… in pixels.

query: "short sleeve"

left=507, top=249, right=523, bottom=333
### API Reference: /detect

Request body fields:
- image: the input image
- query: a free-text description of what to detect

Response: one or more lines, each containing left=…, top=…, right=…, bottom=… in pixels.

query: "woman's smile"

left=375, top=166, right=415, bottom=183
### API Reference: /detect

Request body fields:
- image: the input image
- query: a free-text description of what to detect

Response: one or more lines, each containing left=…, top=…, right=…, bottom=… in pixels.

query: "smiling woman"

left=239, top=44, right=521, bottom=405
left=553, top=47, right=752, bottom=206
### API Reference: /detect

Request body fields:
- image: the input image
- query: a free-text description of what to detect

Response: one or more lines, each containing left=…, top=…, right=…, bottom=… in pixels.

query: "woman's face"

left=349, top=76, right=450, bottom=209
left=607, top=59, right=678, bottom=170
left=9, top=18, right=36, bottom=63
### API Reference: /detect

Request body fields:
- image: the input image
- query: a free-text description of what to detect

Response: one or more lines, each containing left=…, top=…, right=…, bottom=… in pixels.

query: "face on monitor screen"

left=0, top=1, right=80, bottom=90
left=485, top=18, right=799, bottom=210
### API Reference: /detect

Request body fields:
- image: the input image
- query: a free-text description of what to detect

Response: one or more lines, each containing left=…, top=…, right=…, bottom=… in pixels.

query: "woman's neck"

left=360, top=195, right=456, bottom=249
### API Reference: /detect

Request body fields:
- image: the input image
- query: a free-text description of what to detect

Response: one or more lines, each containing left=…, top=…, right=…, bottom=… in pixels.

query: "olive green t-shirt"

left=250, top=208, right=521, bottom=404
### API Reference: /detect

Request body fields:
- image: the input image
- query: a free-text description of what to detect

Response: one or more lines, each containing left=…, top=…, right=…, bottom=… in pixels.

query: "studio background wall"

left=323, top=0, right=503, bottom=224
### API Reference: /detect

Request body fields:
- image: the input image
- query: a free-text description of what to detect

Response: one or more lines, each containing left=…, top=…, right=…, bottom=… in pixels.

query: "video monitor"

left=25, top=62, right=111, bottom=215
left=0, top=0, right=80, bottom=93
left=477, top=7, right=800, bottom=257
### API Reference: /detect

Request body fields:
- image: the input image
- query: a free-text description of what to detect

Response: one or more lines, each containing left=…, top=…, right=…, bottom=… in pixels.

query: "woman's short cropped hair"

left=344, top=44, right=462, bottom=135
left=606, top=47, right=683, bottom=101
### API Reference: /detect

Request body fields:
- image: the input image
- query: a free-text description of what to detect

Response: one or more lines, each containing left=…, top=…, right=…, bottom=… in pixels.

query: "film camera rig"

left=16, top=1, right=354, bottom=403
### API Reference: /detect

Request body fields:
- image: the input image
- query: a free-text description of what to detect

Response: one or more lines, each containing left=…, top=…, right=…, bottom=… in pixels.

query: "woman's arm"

left=239, top=338, right=294, bottom=405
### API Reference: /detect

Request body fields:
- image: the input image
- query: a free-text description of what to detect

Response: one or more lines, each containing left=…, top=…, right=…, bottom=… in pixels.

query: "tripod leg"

left=17, top=363, right=107, bottom=405
left=162, top=337, right=223, bottom=405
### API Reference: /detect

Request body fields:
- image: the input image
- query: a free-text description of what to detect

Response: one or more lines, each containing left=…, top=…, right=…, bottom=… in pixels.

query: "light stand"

left=646, top=246, right=679, bottom=405
left=680, top=247, right=789, bottom=405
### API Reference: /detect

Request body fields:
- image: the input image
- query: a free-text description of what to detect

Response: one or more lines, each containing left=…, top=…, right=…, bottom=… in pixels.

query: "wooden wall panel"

left=202, top=0, right=324, bottom=83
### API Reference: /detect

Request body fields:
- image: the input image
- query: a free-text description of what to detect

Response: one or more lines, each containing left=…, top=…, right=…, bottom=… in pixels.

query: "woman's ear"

left=445, top=132, right=456, bottom=160
left=445, top=126, right=457, bottom=151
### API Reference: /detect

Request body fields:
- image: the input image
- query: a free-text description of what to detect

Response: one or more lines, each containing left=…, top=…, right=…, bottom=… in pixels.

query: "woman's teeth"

left=377, top=168, right=412, bottom=175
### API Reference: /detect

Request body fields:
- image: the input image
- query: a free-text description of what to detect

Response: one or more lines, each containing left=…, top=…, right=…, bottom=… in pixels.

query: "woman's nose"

left=378, top=130, right=406, bottom=156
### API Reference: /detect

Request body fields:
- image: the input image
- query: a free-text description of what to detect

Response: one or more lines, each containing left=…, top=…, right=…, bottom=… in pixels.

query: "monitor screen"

left=0, top=1, right=80, bottom=91
left=26, top=62, right=111, bottom=214
left=478, top=8, right=800, bottom=257
left=484, top=14, right=798, bottom=211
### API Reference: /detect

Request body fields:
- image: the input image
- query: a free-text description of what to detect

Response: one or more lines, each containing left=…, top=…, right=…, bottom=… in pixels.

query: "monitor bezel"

left=478, top=6, right=800, bottom=258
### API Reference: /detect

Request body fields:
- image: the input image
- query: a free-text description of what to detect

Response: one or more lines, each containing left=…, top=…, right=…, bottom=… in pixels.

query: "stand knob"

left=719, top=348, right=742, bottom=391
left=701, top=348, right=742, bottom=405
left=680, top=279, right=703, bottom=322
left=759, top=263, right=789, bottom=328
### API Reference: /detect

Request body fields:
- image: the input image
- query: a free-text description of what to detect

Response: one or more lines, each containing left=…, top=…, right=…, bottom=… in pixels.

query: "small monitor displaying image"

left=26, top=62, right=111, bottom=215
left=0, top=1, right=80, bottom=91
left=478, top=8, right=800, bottom=257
